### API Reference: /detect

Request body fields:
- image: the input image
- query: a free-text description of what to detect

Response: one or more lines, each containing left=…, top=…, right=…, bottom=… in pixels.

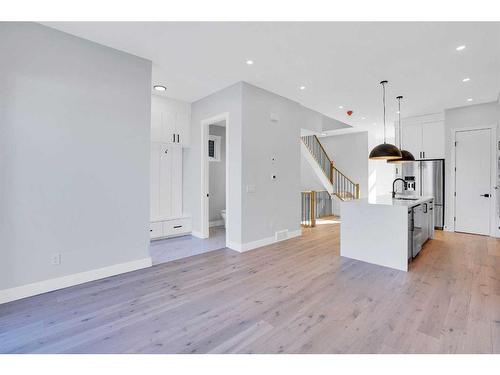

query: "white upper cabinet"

left=400, top=113, right=444, bottom=160
left=421, top=121, right=444, bottom=159
left=151, top=95, right=191, bottom=146
left=400, top=123, right=422, bottom=160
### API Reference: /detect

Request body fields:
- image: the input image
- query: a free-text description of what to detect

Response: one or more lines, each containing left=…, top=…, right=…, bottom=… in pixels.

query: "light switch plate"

left=270, top=113, right=279, bottom=122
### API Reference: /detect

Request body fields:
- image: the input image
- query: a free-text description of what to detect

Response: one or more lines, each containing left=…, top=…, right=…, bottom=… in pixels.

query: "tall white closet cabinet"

left=150, top=95, right=191, bottom=240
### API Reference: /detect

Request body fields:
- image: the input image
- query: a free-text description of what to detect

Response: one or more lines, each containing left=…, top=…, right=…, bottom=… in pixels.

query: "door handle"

left=480, top=194, right=490, bottom=197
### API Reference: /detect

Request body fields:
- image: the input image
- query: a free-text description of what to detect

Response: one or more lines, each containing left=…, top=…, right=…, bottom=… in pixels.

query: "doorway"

left=454, top=127, right=493, bottom=235
left=201, top=113, right=230, bottom=246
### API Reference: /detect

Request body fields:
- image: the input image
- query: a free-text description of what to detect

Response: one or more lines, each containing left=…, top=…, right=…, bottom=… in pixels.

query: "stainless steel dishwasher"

left=408, top=204, right=423, bottom=260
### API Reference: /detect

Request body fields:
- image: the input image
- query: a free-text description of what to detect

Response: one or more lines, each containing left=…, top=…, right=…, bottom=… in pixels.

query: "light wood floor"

left=1, top=220, right=499, bottom=353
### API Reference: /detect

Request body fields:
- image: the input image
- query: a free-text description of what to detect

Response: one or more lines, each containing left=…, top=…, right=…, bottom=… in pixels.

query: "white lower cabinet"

left=150, top=217, right=191, bottom=240
left=162, top=218, right=192, bottom=237
left=149, top=222, right=163, bottom=239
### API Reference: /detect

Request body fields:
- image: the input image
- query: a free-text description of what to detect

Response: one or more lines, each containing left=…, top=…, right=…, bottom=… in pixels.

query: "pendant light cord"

left=398, top=96, right=402, bottom=148
left=380, top=80, right=388, bottom=144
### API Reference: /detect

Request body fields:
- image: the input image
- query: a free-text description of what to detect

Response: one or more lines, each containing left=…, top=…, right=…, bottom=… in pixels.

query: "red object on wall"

left=347, top=110, right=353, bottom=116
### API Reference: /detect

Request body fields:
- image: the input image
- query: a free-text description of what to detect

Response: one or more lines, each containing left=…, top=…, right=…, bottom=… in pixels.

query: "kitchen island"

left=340, top=195, right=434, bottom=272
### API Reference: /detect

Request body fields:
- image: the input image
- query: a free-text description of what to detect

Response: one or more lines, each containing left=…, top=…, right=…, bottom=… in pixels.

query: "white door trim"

left=450, top=124, right=498, bottom=237
left=200, top=113, right=230, bottom=243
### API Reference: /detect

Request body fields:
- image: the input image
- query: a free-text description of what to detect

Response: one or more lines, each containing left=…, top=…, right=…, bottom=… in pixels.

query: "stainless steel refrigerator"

left=396, top=159, right=445, bottom=229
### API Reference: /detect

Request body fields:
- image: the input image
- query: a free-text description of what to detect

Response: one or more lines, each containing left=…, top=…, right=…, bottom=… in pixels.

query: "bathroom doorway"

left=207, top=120, right=227, bottom=247
left=200, top=112, right=230, bottom=248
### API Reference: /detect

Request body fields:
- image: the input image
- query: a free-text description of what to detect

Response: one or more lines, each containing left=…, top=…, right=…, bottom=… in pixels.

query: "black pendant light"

left=387, top=95, right=416, bottom=163
left=369, top=80, right=402, bottom=160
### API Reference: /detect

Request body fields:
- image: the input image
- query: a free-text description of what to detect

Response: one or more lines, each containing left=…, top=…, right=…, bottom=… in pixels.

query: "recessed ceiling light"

left=321, top=133, right=327, bottom=136
left=338, top=105, right=344, bottom=109
left=153, top=85, right=166, bottom=92
left=462, top=77, right=470, bottom=82
left=246, top=60, right=254, bottom=65
left=361, top=117, right=366, bottom=120
left=467, top=98, right=473, bottom=102
left=456, top=45, right=466, bottom=51
left=396, top=111, right=400, bottom=114
left=300, top=86, right=306, bottom=90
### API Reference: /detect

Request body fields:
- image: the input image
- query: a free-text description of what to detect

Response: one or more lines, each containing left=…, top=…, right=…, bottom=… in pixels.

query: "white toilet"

left=221, top=209, right=226, bottom=227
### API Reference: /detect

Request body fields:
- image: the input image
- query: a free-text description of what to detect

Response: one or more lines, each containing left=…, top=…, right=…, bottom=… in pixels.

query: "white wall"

left=184, top=82, right=243, bottom=243
left=209, top=125, right=226, bottom=223
left=241, top=83, right=302, bottom=244
left=0, top=23, right=152, bottom=299
left=300, top=154, right=325, bottom=191
left=299, top=106, right=351, bottom=136
left=320, top=132, right=369, bottom=199
left=185, top=81, right=307, bottom=249
left=444, top=101, right=500, bottom=230
left=368, top=131, right=398, bottom=200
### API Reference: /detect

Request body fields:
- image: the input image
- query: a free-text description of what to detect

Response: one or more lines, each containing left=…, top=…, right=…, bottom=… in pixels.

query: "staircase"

left=301, top=135, right=360, bottom=201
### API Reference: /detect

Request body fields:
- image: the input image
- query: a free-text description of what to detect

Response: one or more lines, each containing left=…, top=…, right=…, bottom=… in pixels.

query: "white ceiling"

left=43, top=22, right=500, bottom=129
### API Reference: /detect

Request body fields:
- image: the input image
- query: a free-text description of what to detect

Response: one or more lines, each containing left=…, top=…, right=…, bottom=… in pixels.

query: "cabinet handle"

left=150, top=229, right=153, bottom=232
left=177, top=134, right=180, bottom=143
left=172, top=134, right=175, bottom=143
left=173, top=225, right=182, bottom=229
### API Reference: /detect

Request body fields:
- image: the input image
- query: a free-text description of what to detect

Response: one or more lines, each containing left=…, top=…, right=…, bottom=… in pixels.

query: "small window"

left=208, top=135, right=221, bottom=161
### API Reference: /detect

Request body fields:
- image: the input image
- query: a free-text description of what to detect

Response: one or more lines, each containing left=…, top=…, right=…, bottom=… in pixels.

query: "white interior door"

left=151, top=109, right=162, bottom=142
left=159, top=144, right=173, bottom=219
left=150, top=142, right=161, bottom=220
left=455, top=128, right=491, bottom=235
left=170, top=146, right=183, bottom=217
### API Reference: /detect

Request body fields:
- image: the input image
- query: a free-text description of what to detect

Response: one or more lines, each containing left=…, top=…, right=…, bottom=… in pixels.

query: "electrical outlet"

left=51, top=253, right=61, bottom=265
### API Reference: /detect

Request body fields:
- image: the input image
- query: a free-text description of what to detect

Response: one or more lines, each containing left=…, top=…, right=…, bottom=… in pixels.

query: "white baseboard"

left=0, top=257, right=152, bottom=305
left=191, top=230, right=206, bottom=239
left=228, top=229, right=302, bottom=253
left=209, top=219, right=225, bottom=228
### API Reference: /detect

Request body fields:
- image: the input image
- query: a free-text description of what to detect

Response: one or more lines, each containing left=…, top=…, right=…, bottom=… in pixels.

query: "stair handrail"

left=301, top=135, right=333, bottom=182
left=301, top=135, right=360, bottom=200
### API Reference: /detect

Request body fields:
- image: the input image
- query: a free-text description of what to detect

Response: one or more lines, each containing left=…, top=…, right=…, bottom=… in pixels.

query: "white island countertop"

left=348, top=195, right=434, bottom=208
left=340, top=195, right=435, bottom=272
